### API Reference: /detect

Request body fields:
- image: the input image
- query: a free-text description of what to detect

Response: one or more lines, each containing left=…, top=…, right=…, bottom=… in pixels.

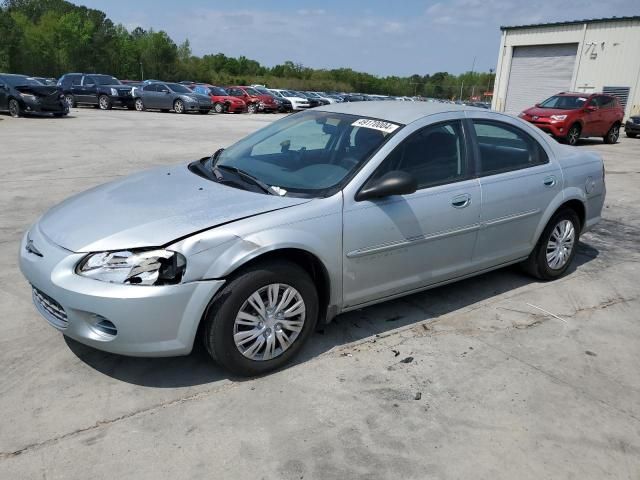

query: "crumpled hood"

left=38, top=164, right=309, bottom=252
left=15, top=85, right=61, bottom=97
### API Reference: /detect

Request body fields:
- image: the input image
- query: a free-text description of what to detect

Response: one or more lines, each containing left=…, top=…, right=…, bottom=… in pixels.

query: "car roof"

left=315, top=101, right=471, bottom=124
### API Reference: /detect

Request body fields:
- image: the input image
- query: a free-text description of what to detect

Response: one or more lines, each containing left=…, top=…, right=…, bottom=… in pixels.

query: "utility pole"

left=140, top=62, right=144, bottom=81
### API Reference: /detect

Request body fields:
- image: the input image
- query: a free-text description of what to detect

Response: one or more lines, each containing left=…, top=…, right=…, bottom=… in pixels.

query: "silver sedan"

left=19, top=102, right=605, bottom=375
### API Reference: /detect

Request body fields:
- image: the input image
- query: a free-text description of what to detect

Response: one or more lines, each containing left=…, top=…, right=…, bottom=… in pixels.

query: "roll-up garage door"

left=504, top=44, right=578, bottom=114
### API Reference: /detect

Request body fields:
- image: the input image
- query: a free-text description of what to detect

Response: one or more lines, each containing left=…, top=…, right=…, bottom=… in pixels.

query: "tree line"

left=0, top=0, right=494, bottom=98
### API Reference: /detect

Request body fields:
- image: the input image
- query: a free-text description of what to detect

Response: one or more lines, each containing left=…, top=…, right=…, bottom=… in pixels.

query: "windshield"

left=215, top=110, right=401, bottom=197
left=210, top=86, right=228, bottom=96
left=167, top=83, right=192, bottom=93
left=92, top=75, right=121, bottom=85
left=3, top=75, right=43, bottom=87
left=538, top=95, right=587, bottom=109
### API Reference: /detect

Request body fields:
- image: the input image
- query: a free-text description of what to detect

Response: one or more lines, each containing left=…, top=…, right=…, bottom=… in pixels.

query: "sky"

left=73, top=0, right=640, bottom=76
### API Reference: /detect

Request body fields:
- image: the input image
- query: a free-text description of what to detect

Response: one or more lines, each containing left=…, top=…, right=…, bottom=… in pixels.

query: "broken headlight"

left=77, top=250, right=186, bottom=285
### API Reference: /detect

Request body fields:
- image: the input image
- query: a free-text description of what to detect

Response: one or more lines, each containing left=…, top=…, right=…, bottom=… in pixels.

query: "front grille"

left=32, top=287, right=68, bottom=329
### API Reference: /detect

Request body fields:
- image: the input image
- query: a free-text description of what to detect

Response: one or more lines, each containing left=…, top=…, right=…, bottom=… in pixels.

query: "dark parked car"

left=226, top=86, right=278, bottom=113
left=253, top=86, right=293, bottom=112
left=0, top=73, right=68, bottom=117
left=192, top=84, right=247, bottom=113
left=625, top=115, right=640, bottom=138
left=341, top=94, right=365, bottom=102
left=294, top=91, right=328, bottom=108
left=58, top=73, right=135, bottom=110
left=519, top=92, right=624, bottom=146
left=134, top=82, right=212, bottom=114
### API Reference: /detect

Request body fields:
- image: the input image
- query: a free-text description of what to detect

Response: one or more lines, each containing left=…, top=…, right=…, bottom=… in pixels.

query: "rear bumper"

left=19, top=224, right=224, bottom=357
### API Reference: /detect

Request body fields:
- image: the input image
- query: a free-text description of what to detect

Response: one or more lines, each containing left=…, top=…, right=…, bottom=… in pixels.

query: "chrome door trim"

left=482, top=208, right=541, bottom=227
left=346, top=222, right=481, bottom=258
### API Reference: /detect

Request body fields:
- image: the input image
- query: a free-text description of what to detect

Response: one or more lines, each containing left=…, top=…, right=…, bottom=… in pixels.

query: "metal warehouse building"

left=491, top=16, right=640, bottom=118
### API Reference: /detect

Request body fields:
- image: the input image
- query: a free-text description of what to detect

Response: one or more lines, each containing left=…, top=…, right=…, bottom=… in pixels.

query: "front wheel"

left=565, top=124, right=581, bottom=146
left=64, top=94, right=75, bottom=109
left=134, top=98, right=145, bottom=111
left=213, top=102, right=224, bottom=113
left=8, top=98, right=21, bottom=118
left=522, top=209, right=580, bottom=280
left=202, top=261, right=318, bottom=376
left=174, top=99, right=185, bottom=114
left=98, top=95, right=112, bottom=110
left=603, top=123, right=620, bottom=144
left=247, top=102, right=258, bottom=114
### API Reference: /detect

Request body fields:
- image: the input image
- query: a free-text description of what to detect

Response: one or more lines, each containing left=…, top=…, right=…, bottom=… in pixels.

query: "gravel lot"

left=1, top=107, right=639, bottom=479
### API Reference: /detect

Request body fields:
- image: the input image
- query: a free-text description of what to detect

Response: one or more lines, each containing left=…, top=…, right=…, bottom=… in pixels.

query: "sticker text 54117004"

left=351, top=118, right=400, bottom=134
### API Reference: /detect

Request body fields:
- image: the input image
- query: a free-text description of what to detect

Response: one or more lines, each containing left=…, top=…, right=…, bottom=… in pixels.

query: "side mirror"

left=355, top=171, right=418, bottom=202
left=586, top=105, right=597, bottom=112
left=162, top=89, right=170, bottom=94
left=535, top=103, right=541, bottom=107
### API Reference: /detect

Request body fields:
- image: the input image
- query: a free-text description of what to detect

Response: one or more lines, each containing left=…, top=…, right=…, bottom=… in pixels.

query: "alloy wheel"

left=609, top=125, right=620, bottom=143
left=214, top=103, right=224, bottom=113
left=99, top=95, right=110, bottom=110
left=247, top=103, right=257, bottom=114
left=567, top=126, right=580, bottom=146
left=174, top=100, right=184, bottom=113
left=233, top=283, right=306, bottom=361
left=8, top=99, right=20, bottom=118
left=135, top=98, right=144, bottom=111
left=64, top=95, right=74, bottom=108
left=546, top=219, right=575, bottom=269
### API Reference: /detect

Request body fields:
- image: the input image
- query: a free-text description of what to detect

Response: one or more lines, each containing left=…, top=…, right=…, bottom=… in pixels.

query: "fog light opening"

left=92, top=315, right=118, bottom=337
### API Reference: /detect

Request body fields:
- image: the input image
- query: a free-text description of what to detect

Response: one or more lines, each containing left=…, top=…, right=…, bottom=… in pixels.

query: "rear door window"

left=473, top=120, right=548, bottom=176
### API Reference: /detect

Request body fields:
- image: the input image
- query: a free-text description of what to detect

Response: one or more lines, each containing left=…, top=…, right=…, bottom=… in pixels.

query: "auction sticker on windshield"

left=351, top=118, right=400, bottom=134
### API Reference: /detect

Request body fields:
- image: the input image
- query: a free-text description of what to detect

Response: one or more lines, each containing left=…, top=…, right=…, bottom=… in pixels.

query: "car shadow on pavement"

left=65, top=241, right=599, bottom=387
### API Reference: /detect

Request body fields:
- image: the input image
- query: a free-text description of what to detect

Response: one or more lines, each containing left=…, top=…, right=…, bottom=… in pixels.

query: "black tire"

left=174, top=99, right=185, bottom=114
left=8, top=98, right=21, bottom=118
left=213, top=102, right=224, bottom=113
left=199, top=109, right=209, bottom=114
left=202, top=261, right=318, bottom=376
left=603, top=123, right=620, bottom=144
left=522, top=208, right=581, bottom=281
left=247, top=102, right=258, bottom=114
left=134, top=98, right=145, bottom=111
left=53, top=112, right=67, bottom=117
left=626, top=132, right=637, bottom=138
left=64, top=94, right=75, bottom=108
left=565, top=123, right=581, bottom=146
left=98, top=95, right=112, bottom=110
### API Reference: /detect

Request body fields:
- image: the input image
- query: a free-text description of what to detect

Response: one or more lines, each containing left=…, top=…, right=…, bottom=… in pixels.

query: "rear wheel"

left=522, top=208, right=580, bottom=280
left=98, top=95, right=112, bottom=110
left=565, top=124, right=581, bottom=146
left=64, top=94, right=75, bottom=108
left=213, top=102, right=224, bottom=113
left=174, top=99, right=185, bottom=114
left=134, top=98, right=145, bottom=111
left=202, top=261, right=318, bottom=376
left=8, top=99, right=21, bottom=118
left=603, top=123, right=620, bottom=144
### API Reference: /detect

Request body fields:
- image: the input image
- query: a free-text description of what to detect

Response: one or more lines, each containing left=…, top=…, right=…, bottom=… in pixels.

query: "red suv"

left=226, top=86, right=278, bottom=113
left=519, top=92, right=624, bottom=146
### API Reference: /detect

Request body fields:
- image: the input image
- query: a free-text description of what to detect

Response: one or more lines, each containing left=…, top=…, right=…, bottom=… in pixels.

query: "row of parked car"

left=0, top=71, right=474, bottom=118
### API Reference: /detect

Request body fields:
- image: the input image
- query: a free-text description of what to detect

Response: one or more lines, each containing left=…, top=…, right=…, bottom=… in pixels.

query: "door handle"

left=451, top=194, right=471, bottom=208
left=543, top=175, right=557, bottom=187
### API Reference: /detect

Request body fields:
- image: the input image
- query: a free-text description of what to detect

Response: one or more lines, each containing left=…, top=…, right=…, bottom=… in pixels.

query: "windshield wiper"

left=214, top=164, right=278, bottom=196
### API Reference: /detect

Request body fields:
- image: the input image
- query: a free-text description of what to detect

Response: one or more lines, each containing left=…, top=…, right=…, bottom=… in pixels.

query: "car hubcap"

left=135, top=99, right=143, bottom=111
left=65, top=95, right=73, bottom=108
left=610, top=126, right=619, bottom=141
left=175, top=101, right=183, bottom=113
left=99, top=97, right=108, bottom=109
left=233, top=283, right=306, bottom=361
left=568, top=128, right=579, bottom=145
left=9, top=100, right=18, bottom=117
left=546, top=219, right=575, bottom=269
left=215, top=104, right=223, bottom=113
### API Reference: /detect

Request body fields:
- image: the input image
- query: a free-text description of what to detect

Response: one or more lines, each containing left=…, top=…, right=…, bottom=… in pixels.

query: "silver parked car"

left=134, top=82, right=212, bottom=114
left=19, top=103, right=605, bottom=375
